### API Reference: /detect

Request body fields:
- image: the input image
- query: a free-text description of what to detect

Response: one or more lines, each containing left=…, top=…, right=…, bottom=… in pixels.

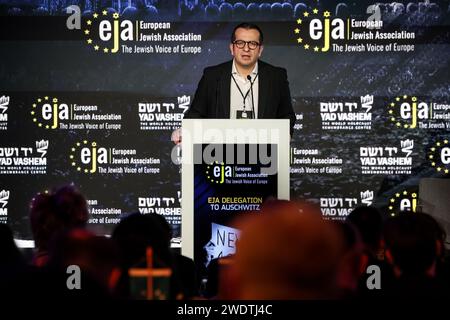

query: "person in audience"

left=222, top=202, right=351, bottom=299
left=46, top=228, right=121, bottom=299
left=383, top=211, right=447, bottom=297
left=422, top=213, right=450, bottom=294
left=172, top=22, right=296, bottom=144
left=333, top=220, right=366, bottom=297
left=347, top=206, right=383, bottom=259
left=52, top=185, right=89, bottom=228
left=112, top=212, right=197, bottom=299
left=29, top=192, right=61, bottom=266
left=346, top=206, right=393, bottom=298
left=151, top=212, right=199, bottom=298
left=29, top=185, right=89, bottom=267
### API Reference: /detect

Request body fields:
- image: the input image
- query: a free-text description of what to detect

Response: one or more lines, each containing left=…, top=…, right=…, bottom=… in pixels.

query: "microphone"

left=247, top=74, right=256, bottom=119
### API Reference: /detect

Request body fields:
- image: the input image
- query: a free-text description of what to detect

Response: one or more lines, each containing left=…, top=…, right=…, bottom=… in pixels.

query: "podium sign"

left=181, top=119, right=290, bottom=269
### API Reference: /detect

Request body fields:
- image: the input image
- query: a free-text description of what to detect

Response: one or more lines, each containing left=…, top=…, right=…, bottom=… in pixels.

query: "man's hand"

left=171, top=128, right=182, bottom=145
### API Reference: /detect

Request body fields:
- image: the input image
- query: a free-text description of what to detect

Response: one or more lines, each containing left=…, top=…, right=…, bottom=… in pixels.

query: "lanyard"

left=231, top=73, right=258, bottom=109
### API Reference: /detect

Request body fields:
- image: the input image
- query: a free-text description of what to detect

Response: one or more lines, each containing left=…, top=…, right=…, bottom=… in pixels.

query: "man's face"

left=230, top=28, right=263, bottom=69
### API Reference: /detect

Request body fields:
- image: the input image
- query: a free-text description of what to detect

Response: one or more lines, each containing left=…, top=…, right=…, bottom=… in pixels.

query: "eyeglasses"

left=233, top=40, right=260, bottom=50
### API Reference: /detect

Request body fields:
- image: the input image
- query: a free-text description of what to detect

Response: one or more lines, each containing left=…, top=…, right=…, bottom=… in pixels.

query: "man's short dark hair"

left=231, top=23, right=264, bottom=44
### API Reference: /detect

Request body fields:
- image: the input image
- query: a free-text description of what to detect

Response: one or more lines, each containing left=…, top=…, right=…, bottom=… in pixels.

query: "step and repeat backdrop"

left=1, top=0, right=449, bottom=248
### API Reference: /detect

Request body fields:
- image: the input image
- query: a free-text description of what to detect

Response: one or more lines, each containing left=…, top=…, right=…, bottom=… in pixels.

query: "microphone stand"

left=247, top=74, right=256, bottom=119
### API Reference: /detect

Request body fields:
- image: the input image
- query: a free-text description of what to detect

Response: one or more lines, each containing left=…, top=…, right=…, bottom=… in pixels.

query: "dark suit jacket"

left=183, top=60, right=296, bottom=135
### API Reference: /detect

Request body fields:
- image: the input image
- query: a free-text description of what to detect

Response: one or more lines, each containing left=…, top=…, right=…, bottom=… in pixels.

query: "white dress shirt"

left=230, top=60, right=259, bottom=119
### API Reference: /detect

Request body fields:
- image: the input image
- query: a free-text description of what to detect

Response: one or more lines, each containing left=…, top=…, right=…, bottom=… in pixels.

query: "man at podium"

left=172, top=22, right=295, bottom=144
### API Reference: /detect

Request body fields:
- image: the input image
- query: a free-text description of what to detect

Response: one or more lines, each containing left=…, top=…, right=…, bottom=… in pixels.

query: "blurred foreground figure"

left=29, top=185, right=89, bottom=267
left=383, top=212, right=449, bottom=297
left=224, top=202, right=350, bottom=299
left=48, top=228, right=121, bottom=298
left=112, top=212, right=197, bottom=299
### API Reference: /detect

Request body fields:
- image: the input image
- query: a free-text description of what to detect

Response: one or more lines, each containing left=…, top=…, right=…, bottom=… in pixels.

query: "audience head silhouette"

left=228, top=202, right=348, bottom=299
